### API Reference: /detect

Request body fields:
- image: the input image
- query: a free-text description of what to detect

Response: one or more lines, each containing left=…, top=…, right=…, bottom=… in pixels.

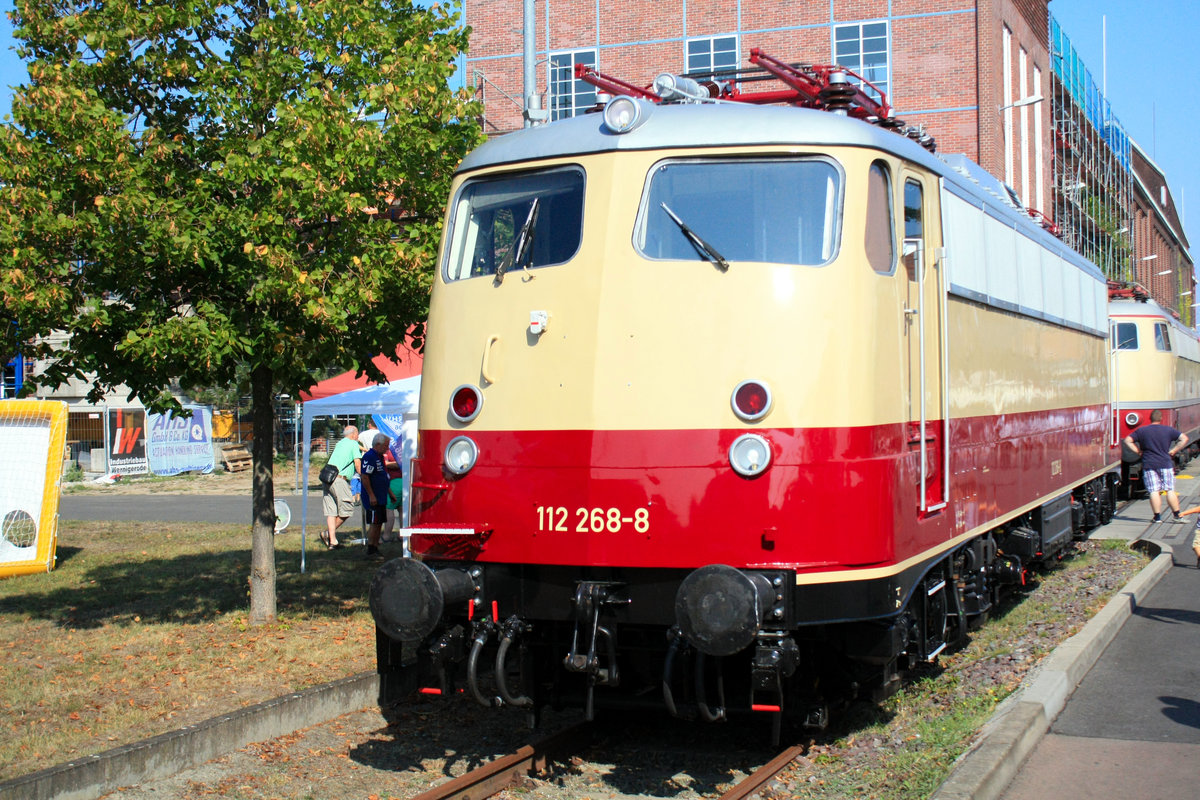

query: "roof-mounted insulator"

left=573, top=48, right=938, bottom=151
left=818, top=71, right=856, bottom=116
left=905, top=125, right=936, bottom=153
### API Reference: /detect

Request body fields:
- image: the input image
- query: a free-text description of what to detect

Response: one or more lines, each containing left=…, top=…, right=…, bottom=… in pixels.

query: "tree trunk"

left=248, top=364, right=277, bottom=625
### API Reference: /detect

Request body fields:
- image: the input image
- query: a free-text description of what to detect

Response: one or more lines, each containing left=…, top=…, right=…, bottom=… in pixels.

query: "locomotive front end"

left=367, top=95, right=944, bottom=728
left=370, top=74, right=1117, bottom=733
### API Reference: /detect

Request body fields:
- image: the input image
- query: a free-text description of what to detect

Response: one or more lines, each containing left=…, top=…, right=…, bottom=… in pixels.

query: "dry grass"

left=0, top=518, right=379, bottom=782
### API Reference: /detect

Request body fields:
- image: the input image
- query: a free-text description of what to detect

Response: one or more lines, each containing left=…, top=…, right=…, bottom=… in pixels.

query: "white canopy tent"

left=299, top=375, right=420, bottom=572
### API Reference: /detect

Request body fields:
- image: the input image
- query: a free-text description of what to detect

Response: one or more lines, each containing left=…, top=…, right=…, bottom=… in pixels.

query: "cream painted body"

left=422, top=146, right=1105, bottom=441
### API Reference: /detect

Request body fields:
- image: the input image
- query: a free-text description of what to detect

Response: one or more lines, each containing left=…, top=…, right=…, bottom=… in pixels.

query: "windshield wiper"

left=495, top=197, right=540, bottom=285
left=660, top=202, right=729, bottom=271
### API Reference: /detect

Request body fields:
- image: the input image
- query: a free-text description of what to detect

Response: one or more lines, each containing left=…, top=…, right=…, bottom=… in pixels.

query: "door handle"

left=481, top=334, right=501, bottom=384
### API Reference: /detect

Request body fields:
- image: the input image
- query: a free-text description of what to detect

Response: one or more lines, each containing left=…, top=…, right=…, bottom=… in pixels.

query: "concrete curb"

left=0, top=672, right=379, bottom=800
left=930, top=550, right=1174, bottom=800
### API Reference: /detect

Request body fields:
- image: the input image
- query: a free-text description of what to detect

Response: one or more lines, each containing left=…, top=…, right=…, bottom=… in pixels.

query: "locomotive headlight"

left=444, top=436, right=479, bottom=476
left=729, top=433, right=772, bottom=477
left=602, top=95, right=651, bottom=133
left=1125, top=412, right=1140, bottom=427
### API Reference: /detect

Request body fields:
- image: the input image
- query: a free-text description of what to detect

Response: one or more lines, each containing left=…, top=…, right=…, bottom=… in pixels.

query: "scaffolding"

left=1049, top=16, right=1134, bottom=286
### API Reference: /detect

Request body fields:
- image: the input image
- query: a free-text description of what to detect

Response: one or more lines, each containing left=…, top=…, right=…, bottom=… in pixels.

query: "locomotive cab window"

left=865, top=161, right=895, bottom=273
left=1154, top=322, right=1172, bottom=352
left=1113, top=322, right=1138, bottom=350
left=635, top=157, right=842, bottom=266
left=902, top=178, right=923, bottom=279
left=444, top=167, right=585, bottom=281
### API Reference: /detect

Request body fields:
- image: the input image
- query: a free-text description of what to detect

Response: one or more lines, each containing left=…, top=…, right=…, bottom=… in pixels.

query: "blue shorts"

left=1143, top=467, right=1175, bottom=494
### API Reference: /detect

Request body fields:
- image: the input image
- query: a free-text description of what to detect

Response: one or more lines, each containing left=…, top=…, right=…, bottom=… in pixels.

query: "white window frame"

left=686, top=35, right=739, bottom=76
left=1003, top=26, right=1014, bottom=187
left=548, top=49, right=597, bottom=121
left=833, top=21, right=890, bottom=105
left=1033, top=64, right=1044, bottom=212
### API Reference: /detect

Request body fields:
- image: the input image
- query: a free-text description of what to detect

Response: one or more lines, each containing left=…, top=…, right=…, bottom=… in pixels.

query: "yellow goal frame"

left=0, top=399, right=68, bottom=578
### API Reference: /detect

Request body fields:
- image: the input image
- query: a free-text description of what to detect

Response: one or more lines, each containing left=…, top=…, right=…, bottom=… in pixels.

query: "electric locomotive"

left=1109, top=285, right=1200, bottom=491
left=370, top=52, right=1120, bottom=731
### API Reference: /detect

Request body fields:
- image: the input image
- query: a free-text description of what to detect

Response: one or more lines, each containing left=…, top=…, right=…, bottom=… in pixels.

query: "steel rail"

left=718, top=744, right=806, bottom=800
left=409, top=721, right=592, bottom=800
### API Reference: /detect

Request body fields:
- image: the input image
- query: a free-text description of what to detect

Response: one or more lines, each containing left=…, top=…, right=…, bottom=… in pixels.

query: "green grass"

left=0, top=520, right=386, bottom=781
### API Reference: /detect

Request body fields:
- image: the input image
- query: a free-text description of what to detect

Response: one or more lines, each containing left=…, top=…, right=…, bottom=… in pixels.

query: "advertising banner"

left=107, top=408, right=149, bottom=475
left=147, top=405, right=215, bottom=476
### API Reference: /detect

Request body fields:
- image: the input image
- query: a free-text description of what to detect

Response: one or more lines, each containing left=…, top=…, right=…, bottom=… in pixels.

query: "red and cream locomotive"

left=370, top=52, right=1120, bottom=732
left=1109, top=285, right=1200, bottom=493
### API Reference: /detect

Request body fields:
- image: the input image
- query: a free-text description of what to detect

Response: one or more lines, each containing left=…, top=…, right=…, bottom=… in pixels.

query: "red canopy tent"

left=299, top=341, right=423, bottom=401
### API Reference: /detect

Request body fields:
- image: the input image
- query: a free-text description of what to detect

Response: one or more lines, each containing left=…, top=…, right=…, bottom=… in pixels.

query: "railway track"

left=410, top=721, right=593, bottom=800
left=410, top=715, right=809, bottom=800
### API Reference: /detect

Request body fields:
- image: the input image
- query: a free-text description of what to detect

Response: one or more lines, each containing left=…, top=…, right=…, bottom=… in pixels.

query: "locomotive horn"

left=674, top=564, right=775, bottom=657
left=370, top=559, right=475, bottom=643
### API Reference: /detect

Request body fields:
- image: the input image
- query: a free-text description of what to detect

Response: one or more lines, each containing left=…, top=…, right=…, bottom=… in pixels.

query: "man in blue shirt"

left=1124, top=410, right=1190, bottom=522
left=360, top=432, right=392, bottom=560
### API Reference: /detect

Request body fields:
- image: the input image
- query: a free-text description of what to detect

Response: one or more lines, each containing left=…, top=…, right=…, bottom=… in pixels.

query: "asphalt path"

left=995, top=497, right=1200, bottom=800
left=58, top=493, right=315, bottom=526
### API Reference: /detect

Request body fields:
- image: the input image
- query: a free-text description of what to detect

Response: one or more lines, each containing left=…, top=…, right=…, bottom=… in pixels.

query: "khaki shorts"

left=322, top=475, right=357, bottom=518
left=1193, top=528, right=1200, bottom=549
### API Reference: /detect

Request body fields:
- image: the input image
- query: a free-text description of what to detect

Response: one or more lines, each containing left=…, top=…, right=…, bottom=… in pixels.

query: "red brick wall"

left=463, top=0, right=1051, bottom=210
left=547, top=0, right=597, bottom=49
left=891, top=11, right=978, bottom=158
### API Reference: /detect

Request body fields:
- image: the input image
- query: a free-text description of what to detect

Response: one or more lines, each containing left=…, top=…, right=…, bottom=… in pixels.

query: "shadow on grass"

left=0, top=544, right=381, bottom=629
left=53, top=545, right=84, bottom=567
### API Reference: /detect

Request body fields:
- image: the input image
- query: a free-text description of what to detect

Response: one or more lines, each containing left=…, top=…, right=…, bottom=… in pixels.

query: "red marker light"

left=732, top=381, right=772, bottom=422
left=450, top=385, right=483, bottom=423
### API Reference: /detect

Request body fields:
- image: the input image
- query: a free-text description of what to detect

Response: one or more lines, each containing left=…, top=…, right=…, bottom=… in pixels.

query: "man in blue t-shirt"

left=360, top=433, right=392, bottom=560
left=1124, top=409, right=1189, bottom=522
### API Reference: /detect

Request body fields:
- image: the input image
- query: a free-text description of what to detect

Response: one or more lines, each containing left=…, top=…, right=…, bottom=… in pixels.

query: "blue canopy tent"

left=298, top=375, right=420, bottom=572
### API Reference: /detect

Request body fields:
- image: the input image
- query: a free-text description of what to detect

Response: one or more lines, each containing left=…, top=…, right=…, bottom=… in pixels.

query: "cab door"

left=900, top=172, right=948, bottom=514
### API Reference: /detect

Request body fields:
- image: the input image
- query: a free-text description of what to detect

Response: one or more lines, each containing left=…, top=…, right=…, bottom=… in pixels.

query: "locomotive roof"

left=458, top=101, right=1098, bottom=280
left=1109, top=297, right=1198, bottom=333
left=459, top=102, right=939, bottom=173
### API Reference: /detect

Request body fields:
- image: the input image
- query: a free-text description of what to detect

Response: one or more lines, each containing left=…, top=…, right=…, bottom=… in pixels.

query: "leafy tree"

left=0, top=0, right=481, bottom=624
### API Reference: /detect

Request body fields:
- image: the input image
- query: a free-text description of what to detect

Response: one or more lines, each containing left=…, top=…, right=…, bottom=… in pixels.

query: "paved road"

left=59, top=493, right=315, bottom=526
left=997, top=491, right=1200, bottom=800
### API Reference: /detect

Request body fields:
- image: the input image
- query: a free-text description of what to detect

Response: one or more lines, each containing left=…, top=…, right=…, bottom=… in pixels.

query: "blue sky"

left=0, top=2, right=1196, bottom=267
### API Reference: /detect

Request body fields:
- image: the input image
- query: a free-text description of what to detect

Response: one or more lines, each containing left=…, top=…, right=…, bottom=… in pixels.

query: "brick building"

left=466, top=1, right=1051, bottom=208
left=461, top=0, right=1193, bottom=316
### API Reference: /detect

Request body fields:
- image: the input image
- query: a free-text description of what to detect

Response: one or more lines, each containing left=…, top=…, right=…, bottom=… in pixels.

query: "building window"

left=686, top=36, right=738, bottom=76
left=549, top=50, right=597, bottom=121
left=1002, top=26, right=1013, bottom=187
left=834, top=22, right=889, bottom=104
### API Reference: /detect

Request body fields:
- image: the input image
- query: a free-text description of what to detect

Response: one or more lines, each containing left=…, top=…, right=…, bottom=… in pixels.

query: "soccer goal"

left=0, top=400, right=68, bottom=578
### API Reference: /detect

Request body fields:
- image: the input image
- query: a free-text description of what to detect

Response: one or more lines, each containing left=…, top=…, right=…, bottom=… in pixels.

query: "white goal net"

left=0, top=400, right=68, bottom=577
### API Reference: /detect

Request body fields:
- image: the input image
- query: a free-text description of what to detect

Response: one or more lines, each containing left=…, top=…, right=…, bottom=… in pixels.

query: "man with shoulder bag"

left=321, top=425, right=362, bottom=549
